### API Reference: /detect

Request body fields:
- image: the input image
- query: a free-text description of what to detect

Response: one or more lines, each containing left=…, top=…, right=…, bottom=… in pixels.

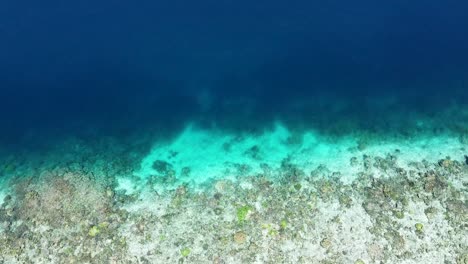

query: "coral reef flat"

left=0, top=121, right=466, bottom=264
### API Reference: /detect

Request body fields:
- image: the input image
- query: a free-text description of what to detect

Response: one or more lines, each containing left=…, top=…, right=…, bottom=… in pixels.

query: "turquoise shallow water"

left=1, top=99, right=466, bottom=193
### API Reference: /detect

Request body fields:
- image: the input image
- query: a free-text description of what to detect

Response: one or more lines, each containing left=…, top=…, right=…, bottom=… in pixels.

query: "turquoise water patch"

left=121, top=122, right=466, bottom=192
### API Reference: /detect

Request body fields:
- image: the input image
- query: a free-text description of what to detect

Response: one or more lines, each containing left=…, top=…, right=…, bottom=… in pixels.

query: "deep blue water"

left=1, top=0, right=467, bottom=147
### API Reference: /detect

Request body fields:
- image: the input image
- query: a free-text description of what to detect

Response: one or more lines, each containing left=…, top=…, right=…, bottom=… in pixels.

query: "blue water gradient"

left=0, top=0, right=467, bottom=147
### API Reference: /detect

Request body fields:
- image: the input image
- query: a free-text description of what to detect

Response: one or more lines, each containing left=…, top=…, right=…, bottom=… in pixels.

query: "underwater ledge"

left=0, top=121, right=467, bottom=263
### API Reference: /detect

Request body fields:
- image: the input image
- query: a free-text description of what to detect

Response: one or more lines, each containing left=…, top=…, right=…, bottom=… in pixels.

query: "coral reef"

left=0, top=130, right=466, bottom=263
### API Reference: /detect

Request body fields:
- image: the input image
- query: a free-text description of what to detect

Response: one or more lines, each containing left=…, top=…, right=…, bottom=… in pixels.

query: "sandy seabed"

left=0, top=125, right=467, bottom=264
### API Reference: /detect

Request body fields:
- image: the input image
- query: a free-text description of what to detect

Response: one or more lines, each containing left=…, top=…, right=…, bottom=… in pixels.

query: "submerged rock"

left=233, top=231, right=247, bottom=244
left=457, top=253, right=468, bottom=264
left=320, top=238, right=332, bottom=249
left=2, top=195, right=12, bottom=205
left=438, top=158, right=453, bottom=168
left=424, top=207, right=437, bottom=220
left=152, top=160, right=173, bottom=174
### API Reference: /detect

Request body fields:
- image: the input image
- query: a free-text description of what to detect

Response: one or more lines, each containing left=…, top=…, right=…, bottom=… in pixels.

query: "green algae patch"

left=262, top=223, right=279, bottom=237
left=237, top=205, right=253, bottom=223
left=280, top=219, right=288, bottom=230
left=415, top=223, right=424, bottom=233
left=88, top=222, right=109, bottom=237
left=180, top=247, right=191, bottom=257
left=88, top=226, right=101, bottom=237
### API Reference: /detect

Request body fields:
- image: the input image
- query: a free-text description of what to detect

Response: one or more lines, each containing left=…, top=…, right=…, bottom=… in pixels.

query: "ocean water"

left=0, top=1, right=467, bottom=263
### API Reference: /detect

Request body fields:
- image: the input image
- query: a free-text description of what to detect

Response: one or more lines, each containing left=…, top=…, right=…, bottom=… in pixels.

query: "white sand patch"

left=123, top=189, right=171, bottom=215
left=132, top=123, right=466, bottom=190
left=115, top=177, right=139, bottom=195
left=135, top=122, right=297, bottom=184
left=365, top=136, right=465, bottom=167
left=335, top=201, right=376, bottom=263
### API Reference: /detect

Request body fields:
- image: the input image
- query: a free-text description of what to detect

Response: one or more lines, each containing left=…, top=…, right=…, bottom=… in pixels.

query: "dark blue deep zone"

left=1, top=0, right=467, bottom=148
